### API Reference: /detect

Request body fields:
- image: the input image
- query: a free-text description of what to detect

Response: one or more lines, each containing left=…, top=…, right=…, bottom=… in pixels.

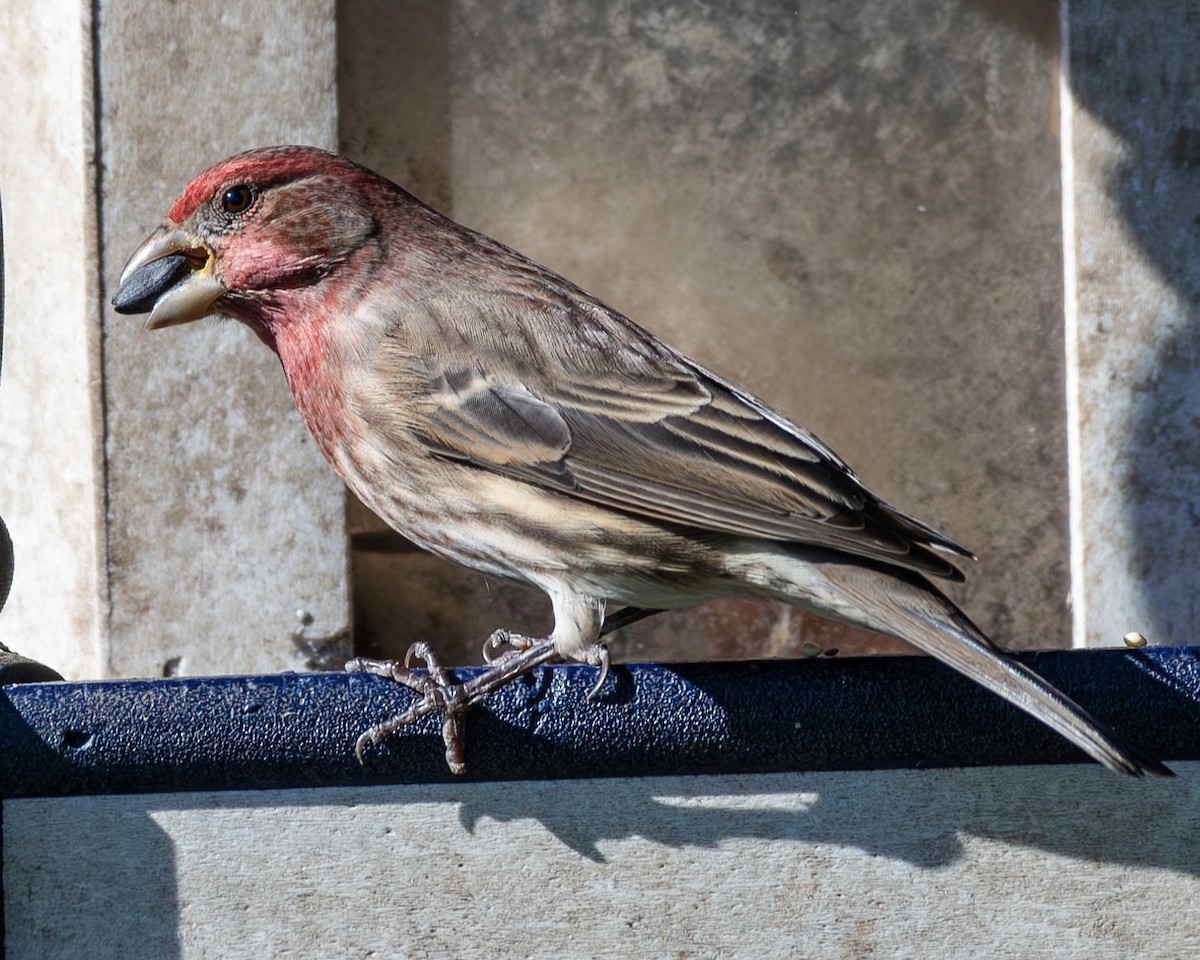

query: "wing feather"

left=374, top=258, right=972, bottom=580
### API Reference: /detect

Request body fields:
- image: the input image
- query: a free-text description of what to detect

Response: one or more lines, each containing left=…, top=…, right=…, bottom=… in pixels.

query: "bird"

left=112, top=145, right=1169, bottom=776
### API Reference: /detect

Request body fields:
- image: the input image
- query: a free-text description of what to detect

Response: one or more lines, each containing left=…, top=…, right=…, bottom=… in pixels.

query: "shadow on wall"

left=3, top=789, right=182, bottom=959
left=986, top=0, right=1200, bottom=644
left=1068, top=3, right=1200, bottom=645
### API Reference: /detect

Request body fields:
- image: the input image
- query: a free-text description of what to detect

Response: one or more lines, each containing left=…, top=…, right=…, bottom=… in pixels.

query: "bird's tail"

left=759, top=549, right=1171, bottom=777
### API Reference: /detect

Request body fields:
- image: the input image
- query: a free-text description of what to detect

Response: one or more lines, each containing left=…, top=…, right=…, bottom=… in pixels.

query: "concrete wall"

left=1065, top=0, right=1200, bottom=649
left=8, top=765, right=1200, bottom=957
left=0, top=1, right=104, bottom=679
left=95, top=1, right=349, bottom=679
left=0, top=0, right=1196, bottom=676
left=341, top=0, right=1071, bottom=663
left=0, top=1, right=349, bottom=680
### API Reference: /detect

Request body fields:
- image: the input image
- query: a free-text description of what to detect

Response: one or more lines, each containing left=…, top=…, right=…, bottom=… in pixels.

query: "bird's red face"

left=113, top=146, right=377, bottom=345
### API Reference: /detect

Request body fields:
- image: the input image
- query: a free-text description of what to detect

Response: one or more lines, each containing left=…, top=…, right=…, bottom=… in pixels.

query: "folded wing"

left=401, top=287, right=972, bottom=581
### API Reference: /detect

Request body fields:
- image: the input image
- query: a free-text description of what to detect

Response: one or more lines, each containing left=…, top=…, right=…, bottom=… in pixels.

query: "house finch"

left=113, top=145, right=1168, bottom=777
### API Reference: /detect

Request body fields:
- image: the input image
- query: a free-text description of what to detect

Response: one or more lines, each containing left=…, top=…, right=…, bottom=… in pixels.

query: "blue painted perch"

left=1, top=646, right=1197, bottom=797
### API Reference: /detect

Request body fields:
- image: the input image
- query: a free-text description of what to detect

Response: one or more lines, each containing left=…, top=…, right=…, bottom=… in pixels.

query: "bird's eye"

left=220, top=185, right=254, bottom=216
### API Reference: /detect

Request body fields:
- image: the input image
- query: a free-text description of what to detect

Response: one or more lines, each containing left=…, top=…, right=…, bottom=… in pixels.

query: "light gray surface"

left=6, top=765, right=1197, bottom=958
left=340, top=0, right=1071, bottom=661
left=1066, top=2, right=1200, bottom=648
left=94, top=1, right=349, bottom=678
left=0, top=3, right=105, bottom=678
left=0, top=1, right=350, bottom=680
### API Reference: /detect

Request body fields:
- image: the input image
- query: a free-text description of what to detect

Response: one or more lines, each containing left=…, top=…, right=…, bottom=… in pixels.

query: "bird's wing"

left=394, top=285, right=971, bottom=580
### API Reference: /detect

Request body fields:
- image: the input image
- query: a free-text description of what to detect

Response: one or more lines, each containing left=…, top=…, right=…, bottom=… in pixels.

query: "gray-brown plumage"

left=113, top=145, right=1170, bottom=776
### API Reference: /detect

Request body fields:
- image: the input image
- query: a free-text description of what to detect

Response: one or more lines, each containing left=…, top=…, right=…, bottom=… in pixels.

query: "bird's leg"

left=347, top=637, right=560, bottom=773
left=484, top=630, right=610, bottom=698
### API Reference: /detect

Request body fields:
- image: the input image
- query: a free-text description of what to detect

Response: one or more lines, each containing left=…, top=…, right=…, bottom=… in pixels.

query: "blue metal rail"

left=1, top=646, right=1196, bottom=796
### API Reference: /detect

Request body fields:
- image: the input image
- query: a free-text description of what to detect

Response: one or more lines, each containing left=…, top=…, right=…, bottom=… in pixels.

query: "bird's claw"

left=581, top=644, right=611, bottom=700
left=347, top=637, right=611, bottom=771
left=481, top=629, right=535, bottom=663
left=346, top=644, right=470, bottom=773
left=483, top=632, right=609, bottom=698
left=347, top=637, right=565, bottom=773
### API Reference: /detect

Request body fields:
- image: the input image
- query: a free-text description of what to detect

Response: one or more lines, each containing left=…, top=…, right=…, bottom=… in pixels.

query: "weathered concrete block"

left=1066, top=1, right=1200, bottom=648
left=8, top=767, right=1199, bottom=957
left=0, top=1, right=104, bottom=679
left=340, top=0, right=1068, bottom=655
left=0, top=1, right=348, bottom=680
left=96, top=0, right=347, bottom=678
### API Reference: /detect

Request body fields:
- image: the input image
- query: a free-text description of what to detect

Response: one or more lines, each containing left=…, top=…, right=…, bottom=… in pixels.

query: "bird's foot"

left=484, top=630, right=610, bottom=698
left=346, top=638, right=559, bottom=773
left=346, top=641, right=469, bottom=771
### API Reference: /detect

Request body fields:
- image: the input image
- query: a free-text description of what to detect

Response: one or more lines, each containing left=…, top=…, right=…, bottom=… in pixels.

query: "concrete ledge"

left=2, top=647, right=1196, bottom=797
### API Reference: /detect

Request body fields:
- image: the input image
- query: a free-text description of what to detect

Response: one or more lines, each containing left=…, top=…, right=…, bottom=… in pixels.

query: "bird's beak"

left=111, top=225, right=225, bottom=330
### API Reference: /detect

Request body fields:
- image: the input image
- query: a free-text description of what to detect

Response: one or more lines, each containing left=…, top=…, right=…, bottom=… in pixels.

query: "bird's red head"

left=112, top=145, right=386, bottom=346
